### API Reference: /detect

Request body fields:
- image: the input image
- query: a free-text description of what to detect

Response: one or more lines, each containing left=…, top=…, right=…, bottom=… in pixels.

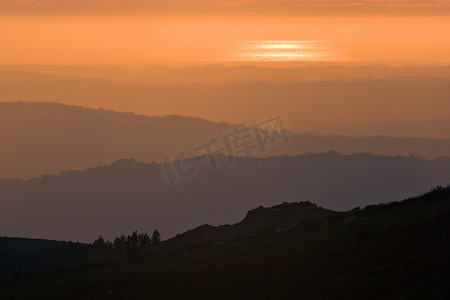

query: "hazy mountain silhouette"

left=3, top=64, right=450, bottom=84
left=1, top=152, right=449, bottom=242
left=1, top=102, right=450, bottom=179
left=335, top=118, right=450, bottom=139
left=2, top=70, right=450, bottom=138
left=0, top=102, right=238, bottom=178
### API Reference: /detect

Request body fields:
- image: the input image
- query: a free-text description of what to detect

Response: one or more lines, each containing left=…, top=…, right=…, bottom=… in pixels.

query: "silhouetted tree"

left=113, top=234, right=127, bottom=250
left=126, top=231, right=140, bottom=257
left=138, top=233, right=151, bottom=249
left=122, top=231, right=152, bottom=257
left=151, top=229, right=161, bottom=244
left=105, top=240, right=113, bottom=248
left=93, top=235, right=106, bottom=248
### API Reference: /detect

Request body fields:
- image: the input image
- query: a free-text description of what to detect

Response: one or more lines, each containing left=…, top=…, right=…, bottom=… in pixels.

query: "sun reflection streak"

left=223, top=40, right=340, bottom=62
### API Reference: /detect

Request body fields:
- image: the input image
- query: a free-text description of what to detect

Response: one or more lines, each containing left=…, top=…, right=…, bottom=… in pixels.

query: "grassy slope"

left=1, top=188, right=449, bottom=299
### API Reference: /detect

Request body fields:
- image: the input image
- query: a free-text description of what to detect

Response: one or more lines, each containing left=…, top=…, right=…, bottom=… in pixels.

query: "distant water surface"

left=223, top=40, right=339, bottom=62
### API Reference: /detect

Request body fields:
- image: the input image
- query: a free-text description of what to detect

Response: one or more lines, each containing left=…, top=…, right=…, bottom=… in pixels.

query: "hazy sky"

left=2, top=0, right=450, bottom=14
left=1, top=0, right=450, bottom=65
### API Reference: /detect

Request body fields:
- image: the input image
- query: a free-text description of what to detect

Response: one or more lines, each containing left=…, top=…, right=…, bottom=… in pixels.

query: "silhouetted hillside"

left=165, top=201, right=334, bottom=246
left=0, top=237, right=120, bottom=277
left=1, top=152, right=449, bottom=242
left=1, top=102, right=450, bottom=178
left=1, top=186, right=449, bottom=299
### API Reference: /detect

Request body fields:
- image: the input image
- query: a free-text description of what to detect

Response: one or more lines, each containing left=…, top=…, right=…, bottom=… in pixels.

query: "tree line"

left=93, top=230, right=161, bottom=257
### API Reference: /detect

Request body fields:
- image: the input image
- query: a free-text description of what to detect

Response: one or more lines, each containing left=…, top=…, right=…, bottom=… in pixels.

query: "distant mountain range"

left=1, top=102, right=450, bottom=179
left=2, top=70, right=450, bottom=138
left=0, top=102, right=237, bottom=178
left=3, top=64, right=450, bottom=84
left=1, top=152, right=449, bottom=242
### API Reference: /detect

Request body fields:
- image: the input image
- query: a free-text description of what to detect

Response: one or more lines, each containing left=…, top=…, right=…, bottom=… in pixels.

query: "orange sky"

left=2, top=0, right=450, bottom=14
left=1, top=1, right=450, bottom=65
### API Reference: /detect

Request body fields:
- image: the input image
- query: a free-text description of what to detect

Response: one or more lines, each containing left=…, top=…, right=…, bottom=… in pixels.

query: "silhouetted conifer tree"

left=151, top=229, right=161, bottom=244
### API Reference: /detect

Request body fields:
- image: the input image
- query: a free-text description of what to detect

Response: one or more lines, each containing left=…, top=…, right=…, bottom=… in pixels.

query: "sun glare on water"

left=224, top=40, right=340, bottom=62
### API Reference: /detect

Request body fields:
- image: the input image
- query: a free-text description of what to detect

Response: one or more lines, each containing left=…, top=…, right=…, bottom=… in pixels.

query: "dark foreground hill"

left=1, top=153, right=450, bottom=242
left=0, top=237, right=119, bottom=277
left=164, top=201, right=335, bottom=247
left=0, top=201, right=331, bottom=278
left=1, top=186, right=449, bottom=299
